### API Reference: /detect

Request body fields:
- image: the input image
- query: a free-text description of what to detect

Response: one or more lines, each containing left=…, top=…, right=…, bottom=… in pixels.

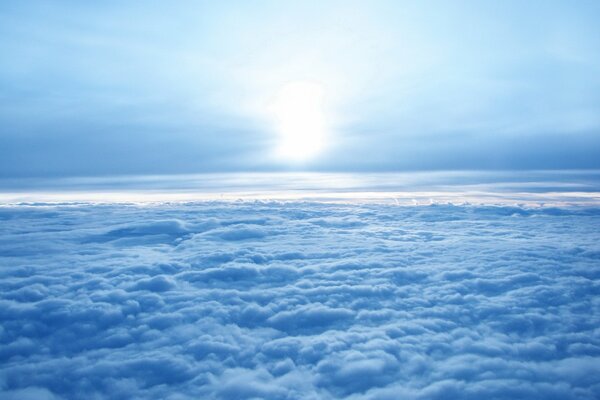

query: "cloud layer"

left=1, top=202, right=599, bottom=399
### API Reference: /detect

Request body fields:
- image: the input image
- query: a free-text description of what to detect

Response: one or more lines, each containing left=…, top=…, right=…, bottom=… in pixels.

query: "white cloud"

left=0, top=202, right=599, bottom=399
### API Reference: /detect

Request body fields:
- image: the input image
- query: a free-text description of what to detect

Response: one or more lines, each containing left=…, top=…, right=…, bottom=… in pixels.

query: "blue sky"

left=1, top=0, right=599, bottom=177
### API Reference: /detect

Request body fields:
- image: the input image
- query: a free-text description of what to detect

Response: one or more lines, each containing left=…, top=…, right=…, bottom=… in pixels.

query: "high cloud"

left=1, top=202, right=599, bottom=399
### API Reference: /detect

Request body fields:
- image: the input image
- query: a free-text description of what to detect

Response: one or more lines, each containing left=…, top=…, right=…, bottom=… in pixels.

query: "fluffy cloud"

left=1, top=202, right=599, bottom=399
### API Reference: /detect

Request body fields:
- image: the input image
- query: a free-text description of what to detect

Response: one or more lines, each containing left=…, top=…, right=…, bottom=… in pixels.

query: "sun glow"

left=270, top=81, right=328, bottom=162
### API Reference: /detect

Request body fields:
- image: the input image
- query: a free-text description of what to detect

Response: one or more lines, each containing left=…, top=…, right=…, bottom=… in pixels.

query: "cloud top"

left=1, top=201, right=599, bottom=399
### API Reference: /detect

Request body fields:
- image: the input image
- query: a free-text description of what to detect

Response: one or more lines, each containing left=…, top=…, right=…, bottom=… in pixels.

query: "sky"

left=1, top=0, right=600, bottom=178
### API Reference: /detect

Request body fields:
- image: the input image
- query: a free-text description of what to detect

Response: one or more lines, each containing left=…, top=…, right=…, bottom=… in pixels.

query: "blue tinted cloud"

left=1, top=201, right=599, bottom=398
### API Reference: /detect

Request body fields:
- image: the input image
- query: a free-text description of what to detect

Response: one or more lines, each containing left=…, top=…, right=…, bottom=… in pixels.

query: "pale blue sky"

left=1, top=0, right=599, bottom=177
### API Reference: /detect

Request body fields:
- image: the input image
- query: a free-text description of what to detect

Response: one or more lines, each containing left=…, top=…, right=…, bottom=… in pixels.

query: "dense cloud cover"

left=1, top=201, right=599, bottom=399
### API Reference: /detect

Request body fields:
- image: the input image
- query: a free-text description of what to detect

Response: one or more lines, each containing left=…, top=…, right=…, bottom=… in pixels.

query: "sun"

left=270, top=80, right=328, bottom=162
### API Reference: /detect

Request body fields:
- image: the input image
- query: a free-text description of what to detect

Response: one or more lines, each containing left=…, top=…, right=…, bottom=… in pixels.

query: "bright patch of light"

left=270, top=81, right=328, bottom=162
